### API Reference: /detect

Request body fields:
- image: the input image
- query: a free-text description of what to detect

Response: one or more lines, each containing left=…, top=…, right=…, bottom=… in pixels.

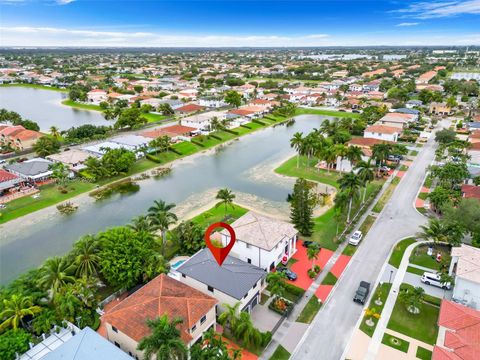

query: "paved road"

left=291, top=133, right=439, bottom=360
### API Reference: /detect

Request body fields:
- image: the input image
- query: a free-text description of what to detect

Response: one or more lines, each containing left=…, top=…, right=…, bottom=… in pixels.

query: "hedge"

left=208, top=134, right=222, bottom=141
left=146, top=154, right=162, bottom=163
left=252, top=119, right=266, bottom=126
left=223, top=128, right=239, bottom=135
left=168, top=147, right=182, bottom=155
left=191, top=140, right=205, bottom=147
left=284, top=283, right=305, bottom=297
left=240, top=124, right=251, bottom=129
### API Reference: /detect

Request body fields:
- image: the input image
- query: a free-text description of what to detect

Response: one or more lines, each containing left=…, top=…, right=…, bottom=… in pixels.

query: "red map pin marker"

left=205, top=222, right=236, bottom=266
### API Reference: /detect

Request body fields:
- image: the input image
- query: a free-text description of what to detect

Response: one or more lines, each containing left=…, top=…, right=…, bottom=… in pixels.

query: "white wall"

left=453, top=277, right=480, bottom=310
left=364, top=131, right=398, bottom=142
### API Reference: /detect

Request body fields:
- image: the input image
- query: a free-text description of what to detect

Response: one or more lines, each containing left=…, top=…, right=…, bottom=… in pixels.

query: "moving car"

left=421, top=272, right=451, bottom=290
left=353, top=281, right=370, bottom=304
left=348, top=230, right=363, bottom=246
left=276, top=266, right=298, bottom=281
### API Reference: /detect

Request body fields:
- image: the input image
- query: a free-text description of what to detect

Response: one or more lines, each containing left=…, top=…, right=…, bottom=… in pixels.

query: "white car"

left=348, top=230, right=363, bottom=246
left=421, top=272, right=451, bottom=290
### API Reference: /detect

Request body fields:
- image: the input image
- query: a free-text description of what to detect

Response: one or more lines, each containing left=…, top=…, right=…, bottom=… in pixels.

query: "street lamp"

left=389, top=270, right=393, bottom=284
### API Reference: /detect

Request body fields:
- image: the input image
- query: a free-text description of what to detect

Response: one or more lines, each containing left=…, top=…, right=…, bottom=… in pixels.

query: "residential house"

left=220, top=211, right=298, bottom=271
left=175, top=248, right=266, bottom=314
left=394, top=108, right=420, bottom=120
left=180, top=110, right=226, bottom=130
left=5, top=158, right=53, bottom=182
left=364, top=124, right=400, bottom=142
left=46, top=149, right=91, bottom=172
left=430, top=102, right=453, bottom=116
left=433, top=300, right=480, bottom=360
left=103, top=274, right=217, bottom=358
left=336, top=138, right=392, bottom=172
left=362, top=81, right=381, bottom=92
left=461, top=184, right=480, bottom=200
left=175, top=103, right=205, bottom=115
left=416, top=70, right=437, bottom=84
left=87, top=89, right=108, bottom=104
left=449, top=244, right=480, bottom=310
left=110, top=135, right=151, bottom=151
left=141, top=124, right=198, bottom=142
left=0, top=124, right=42, bottom=150
left=377, top=112, right=417, bottom=129
left=20, top=326, right=133, bottom=360
left=0, top=169, right=22, bottom=197
left=467, top=143, right=480, bottom=167
left=406, top=100, right=423, bottom=109
left=198, top=96, right=226, bottom=108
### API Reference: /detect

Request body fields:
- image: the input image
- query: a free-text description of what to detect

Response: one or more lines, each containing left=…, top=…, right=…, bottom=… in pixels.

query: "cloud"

left=55, top=0, right=75, bottom=4
left=394, top=0, right=480, bottom=19
left=396, top=22, right=420, bottom=26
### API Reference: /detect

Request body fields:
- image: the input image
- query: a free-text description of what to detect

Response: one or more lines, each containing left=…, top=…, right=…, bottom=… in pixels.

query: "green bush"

left=223, top=128, right=239, bottom=135
left=168, top=146, right=182, bottom=155
left=208, top=134, right=222, bottom=141
left=146, top=154, right=162, bottom=163
left=252, top=119, right=266, bottom=126
left=191, top=140, right=205, bottom=147
left=240, top=124, right=251, bottom=129
left=284, top=282, right=305, bottom=297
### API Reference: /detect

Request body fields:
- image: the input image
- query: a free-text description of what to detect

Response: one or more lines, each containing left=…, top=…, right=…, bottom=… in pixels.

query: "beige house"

left=429, top=102, right=453, bottom=116
left=47, top=149, right=91, bottom=171
left=102, top=274, right=217, bottom=359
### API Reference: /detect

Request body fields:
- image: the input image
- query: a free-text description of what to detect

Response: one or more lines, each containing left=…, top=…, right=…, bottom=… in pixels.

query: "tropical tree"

left=149, top=136, right=170, bottom=153
left=399, top=286, right=425, bottom=314
left=355, top=159, right=376, bottom=203
left=345, top=146, right=363, bottom=168
left=148, top=200, right=178, bottom=255
left=33, top=135, right=61, bottom=157
left=170, top=221, right=204, bottom=255
left=190, top=329, right=241, bottom=360
left=417, top=218, right=449, bottom=249
left=39, top=257, right=76, bottom=298
left=372, top=143, right=391, bottom=169
left=307, top=245, right=320, bottom=271
left=128, top=215, right=156, bottom=234
left=49, top=126, right=61, bottom=139
left=338, top=172, right=362, bottom=223
left=217, top=302, right=240, bottom=332
left=73, top=235, right=100, bottom=277
left=224, top=90, right=242, bottom=108
left=290, top=132, right=304, bottom=168
left=31, top=309, right=59, bottom=335
left=0, top=295, right=42, bottom=332
left=233, top=312, right=263, bottom=349
left=266, top=271, right=287, bottom=298
left=215, top=188, right=236, bottom=218
left=49, top=162, right=70, bottom=186
left=290, top=178, right=315, bottom=236
left=137, top=315, right=188, bottom=360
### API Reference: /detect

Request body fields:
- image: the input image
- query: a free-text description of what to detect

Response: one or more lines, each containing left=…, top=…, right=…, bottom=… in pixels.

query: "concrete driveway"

left=291, top=125, right=443, bottom=360
left=251, top=302, right=282, bottom=333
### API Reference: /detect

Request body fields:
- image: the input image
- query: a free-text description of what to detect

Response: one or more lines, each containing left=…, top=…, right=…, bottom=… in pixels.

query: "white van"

left=421, top=272, right=451, bottom=290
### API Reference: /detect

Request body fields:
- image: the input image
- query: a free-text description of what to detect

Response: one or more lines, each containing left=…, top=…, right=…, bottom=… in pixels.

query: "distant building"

left=364, top=124, right=400, bottom=142
left=430, top=102, right=453, bottom=116
left=87, top=89, right=108, bottom=105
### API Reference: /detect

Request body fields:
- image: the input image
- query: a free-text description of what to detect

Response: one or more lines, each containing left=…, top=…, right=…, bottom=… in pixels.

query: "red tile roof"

left=365, top=125, right=400, bottom=135
left=142, top=125, right=197, bottom=138
left=433, top=300, right=480, bottom=360
left=348, top=138, right=393, bottom=148
left=461, top=184, right=480, bottom=200
left=15, top=130, right=42, bottom=141
left=0, top=169, right=19, bottom=182
left=102, top=274, right=217, bottom=344
left=229, top=109, right=255, bottom=116
left=176, top=104, right=205, bottom=113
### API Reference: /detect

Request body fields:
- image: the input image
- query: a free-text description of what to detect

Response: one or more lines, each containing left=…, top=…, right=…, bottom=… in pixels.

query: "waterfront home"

left=180, top=110, right=226, bottom=130
left=433, top=299, right=480, bottom=360
left=175, top=103, right=205, bottom=115
left=47, top=149, right=91, bottom=172
left=87, top=89, right=108, bottom=104
left=103, top=274, right=217, bottom=357
left=377, top=112, right=417, bottom=129
left=82, top=141, right=128, bottom=157
left=0, top=169, right=22, bottom=197
left=5, top=158, right=53, bottom=183
left=110, top=135, right=151, bottom=151
left=175, top=248, right=266, bottom=314
left=449, top=244, right=480, bottom=310
left=364, top=124, right=400, bottom=142
left=336, top=138, right=392, bottom=172
left=141, top=124, right=198, bottom=142
left=220, top=211, right=298, bottom=271
left=20, top=325, right=133, bottom=360
left=0, top=124, right=42, bottom=150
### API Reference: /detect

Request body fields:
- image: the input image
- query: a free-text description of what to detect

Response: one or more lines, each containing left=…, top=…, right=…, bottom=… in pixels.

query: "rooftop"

left=451, top=244, right=480, bottom=284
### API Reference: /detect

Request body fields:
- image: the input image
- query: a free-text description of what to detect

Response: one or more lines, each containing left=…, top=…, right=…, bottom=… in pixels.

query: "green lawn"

left=306, top=208, right=343, bottom=250
left=295, top=108, right=361, bottom=119
left=0, top=83, right=67, bottom=92
left=387, top=287, right=440, bottom=345
left=0, top=181, right=95, bottom=224
left=416, top=346, right=433, bottom=360
left=407, top=266, right=426, bottom=276
left=359, top=283, right=392, bottom=337
left=382, top=333, right=410, bottom=353
left=389, top=238, right=417, bottom=268
left=141, top=112, right=168, bottom=123
left=275, top=156, right=340, bottom=188
left=321, top=272, right=338, bottom=285
left=296, top=295, right=322, bottom=323
left=61, top=99, right=103, bottom=111
left=409, top=244, right=450, bottom=271
left=418, top=192, right=429, bottom=200
left=190, top=203, right=248, bottom=229
left=372, top=183, right=397, bottom=213
left=269, top=345, right=291, bottom=360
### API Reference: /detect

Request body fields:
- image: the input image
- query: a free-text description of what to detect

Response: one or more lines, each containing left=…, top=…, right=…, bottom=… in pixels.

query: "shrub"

left=223, top=128, right=239, bottom=135
left=307, top=269, right=317, bottom=279
left=284, top=283, right=305, bottom=297
left=252, top=119, right=266, bottom=126
left=146, top=154, right=162, bottom=163
left=261, top=331, right=272, bottom=347
left=268, top=296, right=294, bottom=315
left=168, top=146, right=182, bottom=155
left=209, top=134, right=222, bottom=141
left=191, top=140, right=205, bottom=147
left=240, top=124, right=251, bottom=129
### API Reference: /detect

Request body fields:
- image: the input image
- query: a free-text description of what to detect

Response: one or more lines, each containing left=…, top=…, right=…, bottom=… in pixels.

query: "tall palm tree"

left=0, top=295, right=42, bottom=332
left=137, top=315, right=188, bottom=360
left=333, top=143, right=347, bottom=172
left=322, top=145, right=337, bottom=173
left=290, top=132, right=304, bottom=168
left=307, top=246, right=320, bottom=271
left=148, top=200, right=178, bottom=255
left=218, top=302, right=240, bottom=332
left=417, top=219, right=449, bottom=249
left=355, top=159, right=376, bottom=203
left=234, top=312, right=263, bottom=349
left=215, top=188, right=236, bottom=218
left=372, top=143, right=391, bottom=170
left=39, top=257, right=76, bottom=298
left=346, top=146, right=363, bottom=168
left=338, top=172, right=362, bottom=223
left=73, top=235, right=100, bottom=278
left=49, top=126, right=61, bottom=139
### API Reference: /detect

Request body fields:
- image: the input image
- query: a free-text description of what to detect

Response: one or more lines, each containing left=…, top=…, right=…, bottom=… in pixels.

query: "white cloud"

left=396, top=22, right=420, bottom=26
left=395, top=0, right=480, bottom=19
left=56, top=0, right=75, bottom=4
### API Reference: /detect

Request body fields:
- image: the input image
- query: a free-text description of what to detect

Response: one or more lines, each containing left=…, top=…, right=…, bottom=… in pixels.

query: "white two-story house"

left=220, top=211, right=298, bottom=272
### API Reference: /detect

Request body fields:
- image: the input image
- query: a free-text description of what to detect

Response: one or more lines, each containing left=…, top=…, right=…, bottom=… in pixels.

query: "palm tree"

left=218, top=302, right=240, bottom=332
left=73, top=235, right=100, bottom=277
left=128, top=215, right=156, bottom=234
left=372, top=143, right=391, bottom=171
left=215, top=188, right=236, bottom=218
left=417, top=219, right=449, bottom=249
left=0, top=295, right=42, bottom=332
left=307, top=246, right=320, bottom=271
left=322, top=145, right=337, bottom=173
left=346, top=146, right=363, bottom=168
left=148, top=200, right=178, bottom=255
left=290, top=132, right=304, bottom=168
left=234, top=312, right=263, bottom=349
left=338, top=172, right=362, bottom=223
left=355, top=159, right=376, bottom=203
left=137, top=315, right=188, bottom=360
left=399, top=286, right=424, bottom=314
left=266, top=272, right=287, bottom=298
left=49, top=126, right=61, bottom=139
left=39, top=257, right=76, bottom=298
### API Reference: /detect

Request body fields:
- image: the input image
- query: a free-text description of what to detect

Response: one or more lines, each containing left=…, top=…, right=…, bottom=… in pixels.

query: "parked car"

left=348, top=230, right=363, bottom=246
left=353, top=281, right=370, bottom=304
left=302, top=240, right=314, bottom=248
left=276, top=266, right=298, bottom=281
left=421, top=272, right=451, bottom=290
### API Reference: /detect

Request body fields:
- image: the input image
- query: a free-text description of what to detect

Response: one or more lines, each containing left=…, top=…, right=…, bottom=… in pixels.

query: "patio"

left=251, top=300, right=282, bottom=332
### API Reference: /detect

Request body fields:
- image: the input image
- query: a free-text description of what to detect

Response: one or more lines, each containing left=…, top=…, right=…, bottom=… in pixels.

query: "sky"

left=0, top=0, right=479, bottom=47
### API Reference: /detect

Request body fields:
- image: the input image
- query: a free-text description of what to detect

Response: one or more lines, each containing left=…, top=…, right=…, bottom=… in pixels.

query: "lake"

left=0, top=114, right=330, bottom=284
left=0, top=87, right=110, bottom=131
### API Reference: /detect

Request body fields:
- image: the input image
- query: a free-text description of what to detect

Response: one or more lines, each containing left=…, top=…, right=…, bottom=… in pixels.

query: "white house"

left=198, top=97, right=226, bottom=108
left=364, top=124, right=400, bottom=142
left=220, top=211, right=298, bottom=272
left=86, top=89, right=108, bottom=104
left=180, top=110, right=226, bottom=130
left=449, top=244, right=480, bottom=310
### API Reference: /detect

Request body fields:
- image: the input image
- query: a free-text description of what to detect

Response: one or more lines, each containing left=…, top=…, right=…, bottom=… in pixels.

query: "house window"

left=246, top=243, right=250, bottom=249
left=247, top=258, right=252, bottom=264
left=253, top=282, right=257, bottom=289
left=191, top=324, right=197, bottom=332
left=207, top=286, right=214, bottom=292
left=243, top=291, right=248, bottom=299
left=114, top=341, right=120, bottom=348
left=112, top=326, right=118, bottom=333
left=182, top=274, right=186, bottom=278
left=200, top=315, right=207, bottom=324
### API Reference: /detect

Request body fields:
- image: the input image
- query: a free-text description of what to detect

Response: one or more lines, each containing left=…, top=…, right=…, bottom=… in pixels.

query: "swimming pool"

left=171, top=259, right=186, bottom=270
